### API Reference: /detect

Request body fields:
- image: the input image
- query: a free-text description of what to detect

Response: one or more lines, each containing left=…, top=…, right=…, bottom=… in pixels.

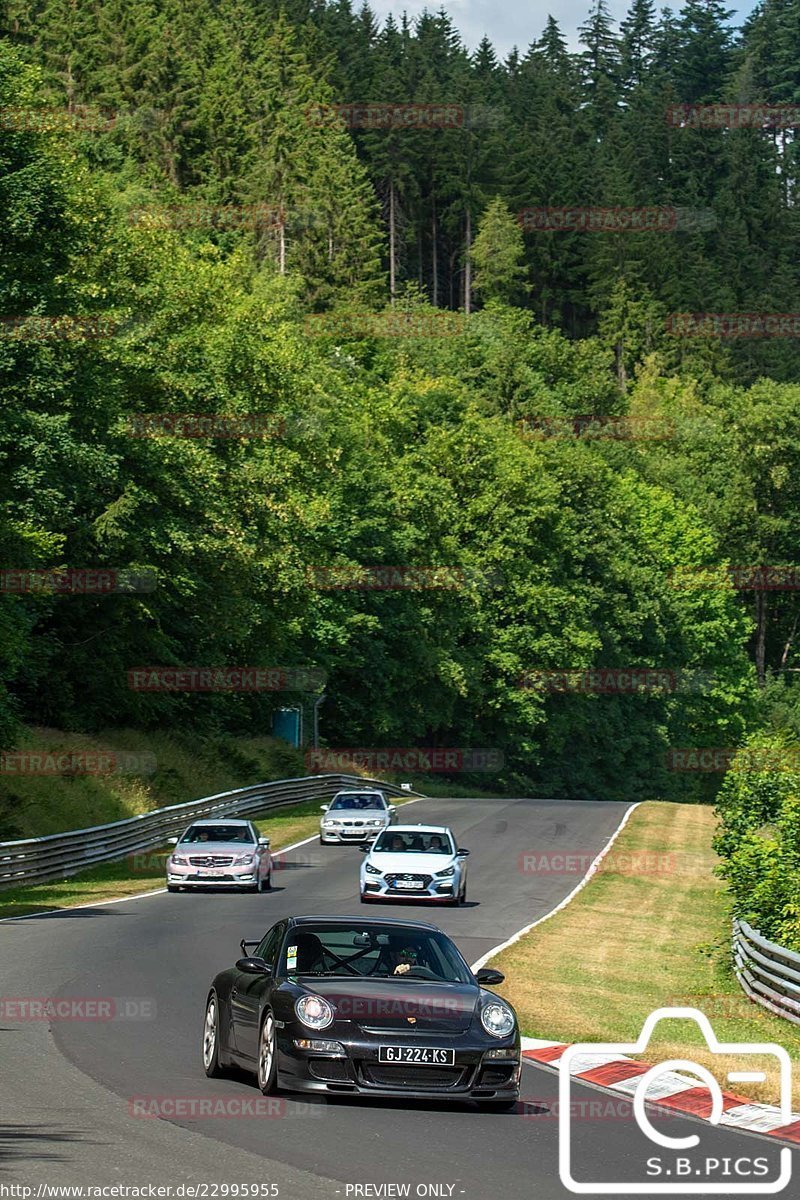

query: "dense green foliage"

left=4, top=0, right=800, bottom=379
left=714, top=689, right=800, bottom=946
left=0, top=1, right=798, bottom=805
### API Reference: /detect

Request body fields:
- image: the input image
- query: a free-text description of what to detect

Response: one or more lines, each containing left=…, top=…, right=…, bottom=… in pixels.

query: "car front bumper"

left=360, top=874, right=461, bottom=900
left=320, top=826, right=387, bottom=843
left=277, top=1035, right=520, bottom=1101
left=167, top=871, right=259, bottom=888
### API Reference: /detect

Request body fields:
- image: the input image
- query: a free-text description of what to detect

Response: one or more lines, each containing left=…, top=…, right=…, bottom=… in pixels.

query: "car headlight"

left=170, top=855, right=188, bottom=865
left=368, top=819, right=384, bottom=826
left=365, top=863, right=381, bottom=874
left=480, top=1000, right=515, bottom=1038
left=295, top=995, right=334, bottom=1030
left=322, top=819, right=338, bottom=826
left=233, top=853, right=256, bottom=866
left=435, top=865, right=456, bottom=877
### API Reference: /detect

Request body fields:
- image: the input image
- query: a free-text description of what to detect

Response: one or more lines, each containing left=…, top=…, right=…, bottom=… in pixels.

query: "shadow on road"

left=0, top=1123, right=95, bottom=1168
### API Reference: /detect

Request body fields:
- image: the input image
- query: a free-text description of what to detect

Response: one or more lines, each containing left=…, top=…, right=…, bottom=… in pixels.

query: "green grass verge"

left=0, top=727, right=309, bottom=840
left=492, top=801, right=800, bottom=1110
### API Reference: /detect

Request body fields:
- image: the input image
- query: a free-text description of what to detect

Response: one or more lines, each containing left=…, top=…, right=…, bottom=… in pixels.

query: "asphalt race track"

left=1, top=796, right=795, bottom=1199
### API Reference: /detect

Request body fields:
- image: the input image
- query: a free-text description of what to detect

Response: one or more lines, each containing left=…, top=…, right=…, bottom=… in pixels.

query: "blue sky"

left=367, top=0, right=760, bottom=58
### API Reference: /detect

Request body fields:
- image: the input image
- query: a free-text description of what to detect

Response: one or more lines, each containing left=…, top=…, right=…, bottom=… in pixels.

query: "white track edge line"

left=470, top=801, right=641, bottom=971
left=0, top=796, right=425, bottom=924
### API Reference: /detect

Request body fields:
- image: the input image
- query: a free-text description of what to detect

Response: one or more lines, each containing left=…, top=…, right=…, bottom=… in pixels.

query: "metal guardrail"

left=734, top=918, right=800, bottom=1024
left=0, top=774, right=420, bottom=891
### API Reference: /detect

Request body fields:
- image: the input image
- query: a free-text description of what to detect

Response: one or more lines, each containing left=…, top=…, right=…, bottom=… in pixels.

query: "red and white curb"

left=520, top=1036, right=800, bottom=1145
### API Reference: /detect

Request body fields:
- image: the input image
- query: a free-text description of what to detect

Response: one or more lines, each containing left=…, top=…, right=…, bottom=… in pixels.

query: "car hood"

left=174, top=842, right=256, bottom=856
left=366, top=852, right=455, bottom=873
left=300, top=977, right=478, bottom=1033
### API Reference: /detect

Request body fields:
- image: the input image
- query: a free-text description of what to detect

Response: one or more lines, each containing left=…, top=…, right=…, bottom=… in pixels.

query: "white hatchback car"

left=360, top=824, right=469, bottom=905
left=319, top=789, right=396, bottom=844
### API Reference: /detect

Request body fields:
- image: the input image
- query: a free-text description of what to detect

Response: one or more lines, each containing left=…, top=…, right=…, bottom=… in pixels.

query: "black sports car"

left=203, top=914, right=521, bottom=1110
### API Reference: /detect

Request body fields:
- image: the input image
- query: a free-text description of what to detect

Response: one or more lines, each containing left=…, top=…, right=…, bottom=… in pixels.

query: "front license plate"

left=378, top=1046, right=455, bottom=1065
left=393, top=880, right=424, bottom=890
left=201, top=869, right=226, bottom=877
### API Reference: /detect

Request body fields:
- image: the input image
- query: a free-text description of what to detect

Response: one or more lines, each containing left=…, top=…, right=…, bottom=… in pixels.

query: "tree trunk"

left=755, top=590, right=768, bottom=686
left=780, top=616, right=797, bottom=671
left=464, top=206, right=472, bottom=314
left=616, top=340, right=627, bottom=393
left=431, top=188, right=438, bottom=307
left=389, top=177, right=396, bottom=304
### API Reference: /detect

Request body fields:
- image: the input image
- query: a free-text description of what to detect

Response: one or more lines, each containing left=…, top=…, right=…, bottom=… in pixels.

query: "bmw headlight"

left=365, top=863, right=381, bottom=874
left=435, top=865, right=456, bottom=877
left=295, top=994, right=334, bottom=1030
left=480, top=1000, right=515, bottom=1038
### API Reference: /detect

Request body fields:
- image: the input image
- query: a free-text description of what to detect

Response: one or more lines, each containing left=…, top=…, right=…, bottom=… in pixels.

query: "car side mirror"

left=258, top=837, right=270, bottom=847
left=476, top=967, right=504, bottom=985
left=360, top=843, right=371, bottom=852
left=320, top=804, right=329, bottom=812
left=236, top=957, right=272, bottom=975
left=456, top=848, right=470, bottom=856
left=167, top=837, right=179, bottom=845
left=388, top=805, right=396, bottom=812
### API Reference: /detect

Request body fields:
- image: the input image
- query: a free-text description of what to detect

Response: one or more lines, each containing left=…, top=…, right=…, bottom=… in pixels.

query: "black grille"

left=361, top=1063, right=465, bottom=1089
left=188, top=855, right=234, bottom=867
left=309, top=1059, right=353, bottom=1082
left=478, top=1065, right=516, bottom=1086
left=385, top=874, right=432, bottom=888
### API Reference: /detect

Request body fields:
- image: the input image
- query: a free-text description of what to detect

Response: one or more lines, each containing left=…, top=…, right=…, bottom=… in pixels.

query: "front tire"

left=203, top=991, right=227, bottom=1078
left=257, top=1010, right=278, bottom=1094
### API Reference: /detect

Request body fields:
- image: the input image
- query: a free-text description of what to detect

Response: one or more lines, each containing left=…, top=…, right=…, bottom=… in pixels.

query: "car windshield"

left=372, top=830, right=453, bottom=854
left=283, top=923, right=472, bottom=982
left=180, top=824, right=254, bottom=844
left=330, top=794, right=386, bottom=811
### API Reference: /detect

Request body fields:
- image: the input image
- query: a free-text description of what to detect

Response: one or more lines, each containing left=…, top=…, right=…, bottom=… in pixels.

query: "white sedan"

left=359, top=824, right=469, bottom=905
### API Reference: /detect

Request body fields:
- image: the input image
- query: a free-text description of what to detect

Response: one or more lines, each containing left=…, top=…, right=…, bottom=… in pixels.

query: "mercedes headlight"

left=295, top=994, right=334, bottom=1030
left=480, top=1000, right=515, bottom=1038
left=171, top=855, right=188, bottom=865
left=233, top=853, right=256, bottom=866
left=435, top=865, right=456, bottom=877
